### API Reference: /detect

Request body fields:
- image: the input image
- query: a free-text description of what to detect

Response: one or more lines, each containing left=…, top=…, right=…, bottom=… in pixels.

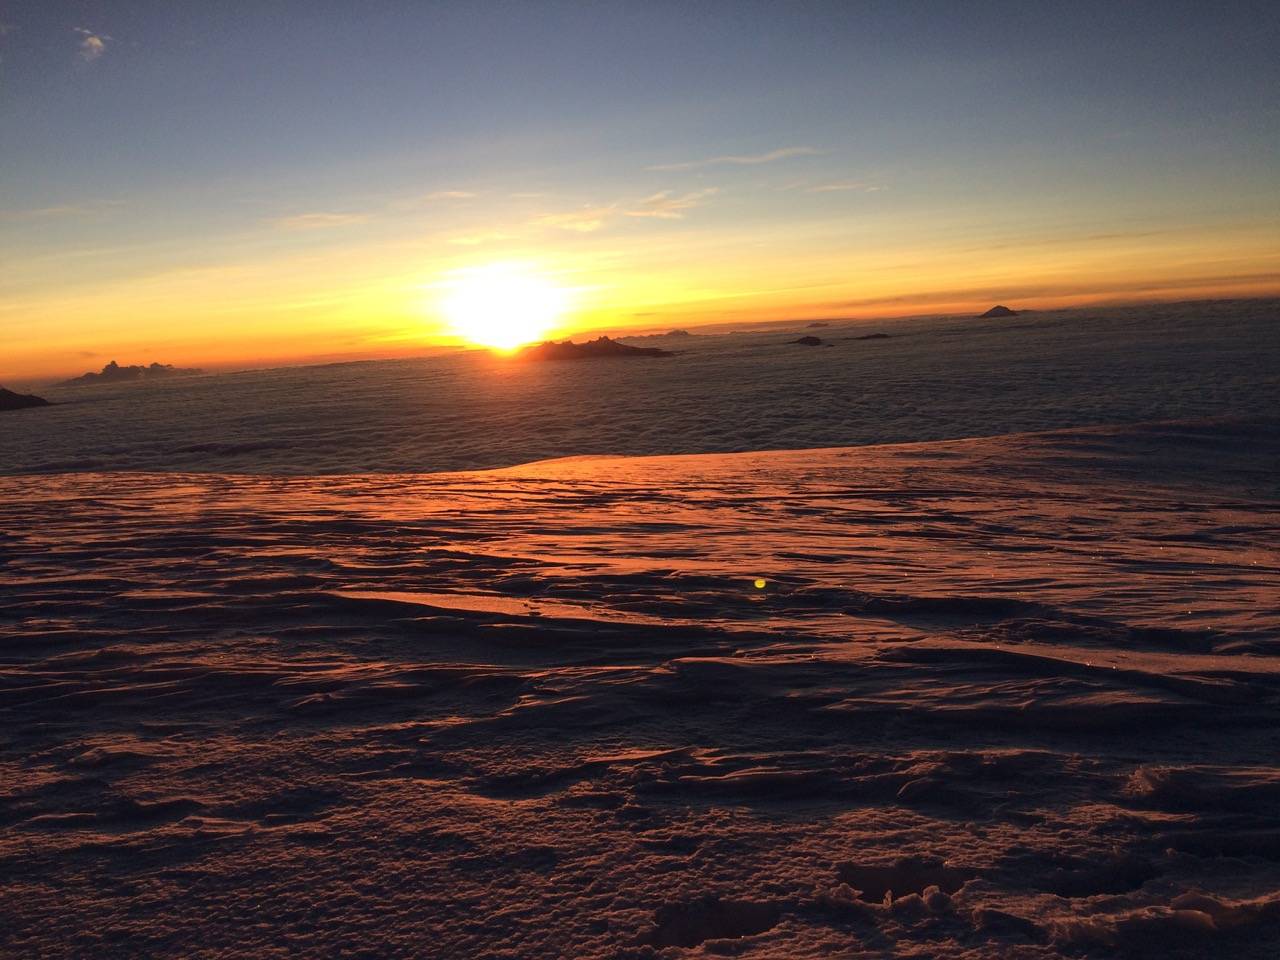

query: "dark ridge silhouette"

left=980, top=305, right=1019, bottom=318
left=517, top=336, right=673, bottom=361
left=806, top=321, right=830, bottom=328
left=788, top=335, right=826, bottom=346
left=0, top=386, right=51, bottom=411
left=847, top=332, right=891, bottom=341
left=61, top=360, right=204, bottom=387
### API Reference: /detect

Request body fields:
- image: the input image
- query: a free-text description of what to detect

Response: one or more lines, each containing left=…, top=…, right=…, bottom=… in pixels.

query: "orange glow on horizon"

left=3, top=218, right=1278, bottom=383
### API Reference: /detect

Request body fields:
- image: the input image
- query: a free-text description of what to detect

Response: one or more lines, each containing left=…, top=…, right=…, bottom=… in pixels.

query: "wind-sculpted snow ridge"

left=1, top=419, right=1278, bottom=958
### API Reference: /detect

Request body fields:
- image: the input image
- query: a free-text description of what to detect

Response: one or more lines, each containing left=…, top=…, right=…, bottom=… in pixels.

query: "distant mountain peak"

left=979, top=305, right=1019, bottom=318
left=61, top=361, right=203, bottom=387
left=517, top=336, right=673, bottom=361
left=0, top=386, right=51, bottom=411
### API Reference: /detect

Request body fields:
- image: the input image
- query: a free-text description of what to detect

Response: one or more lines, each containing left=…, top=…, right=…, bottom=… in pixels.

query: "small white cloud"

left=73, top=27, right=110, bottom=62
left=271, top=212, right=369, bottom=231
left=646, top=146, right=820, bottom=173
left=624, top=188, right=718, bottom=219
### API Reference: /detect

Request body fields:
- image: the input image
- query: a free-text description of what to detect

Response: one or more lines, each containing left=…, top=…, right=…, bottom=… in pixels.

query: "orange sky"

left=4, top=206, right=1276, bottom=382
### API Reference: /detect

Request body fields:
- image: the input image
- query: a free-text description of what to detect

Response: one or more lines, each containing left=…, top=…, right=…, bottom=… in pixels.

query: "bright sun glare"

left=439, top=263, right=571, bottom=351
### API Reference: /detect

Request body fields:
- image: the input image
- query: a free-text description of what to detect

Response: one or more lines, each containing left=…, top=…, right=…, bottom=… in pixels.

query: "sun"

left=438, top=263, right=571, bottom=351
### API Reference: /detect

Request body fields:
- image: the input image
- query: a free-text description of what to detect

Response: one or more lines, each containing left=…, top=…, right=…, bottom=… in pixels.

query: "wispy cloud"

left=646, top=146, right=820, bottom=172
left=1, top=200, right=122, bottom=221
left=806, top=180, right=883, bottom=193
left=624, top=188, right=718, bottom=219
left=536, top=187, right=720, bottom=232
left=5, top=205, right=84, bottom=220
left=271, top=212, right=369, bottom=231
left=534, top=205, right=617, bottom=233
left=274, top=189, right=469, bottom=223
left=423, top=190, right=476, bottom=201
left=385, top=190, right=477, bottom=213
left=73, top=27, right=110, bottom=62
left=448, top=231, right=514, bottom=246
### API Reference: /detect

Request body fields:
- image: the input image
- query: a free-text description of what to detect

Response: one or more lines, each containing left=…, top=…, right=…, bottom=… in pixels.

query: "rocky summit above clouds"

left=517, top=335, right=673, bottom=360
left=979, top=304, right=1019, bottom=318
left=61, top=360, right=204, bottom=387
left=0, top=387, right=50, bottom=411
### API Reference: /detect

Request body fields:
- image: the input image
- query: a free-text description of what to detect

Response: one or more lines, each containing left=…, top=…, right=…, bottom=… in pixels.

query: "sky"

left=2, top=0, right=1278, bottom=379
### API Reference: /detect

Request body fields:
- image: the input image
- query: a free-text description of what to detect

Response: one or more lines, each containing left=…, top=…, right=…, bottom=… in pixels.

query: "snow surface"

left=2, top=418, right=1278, bottom=957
